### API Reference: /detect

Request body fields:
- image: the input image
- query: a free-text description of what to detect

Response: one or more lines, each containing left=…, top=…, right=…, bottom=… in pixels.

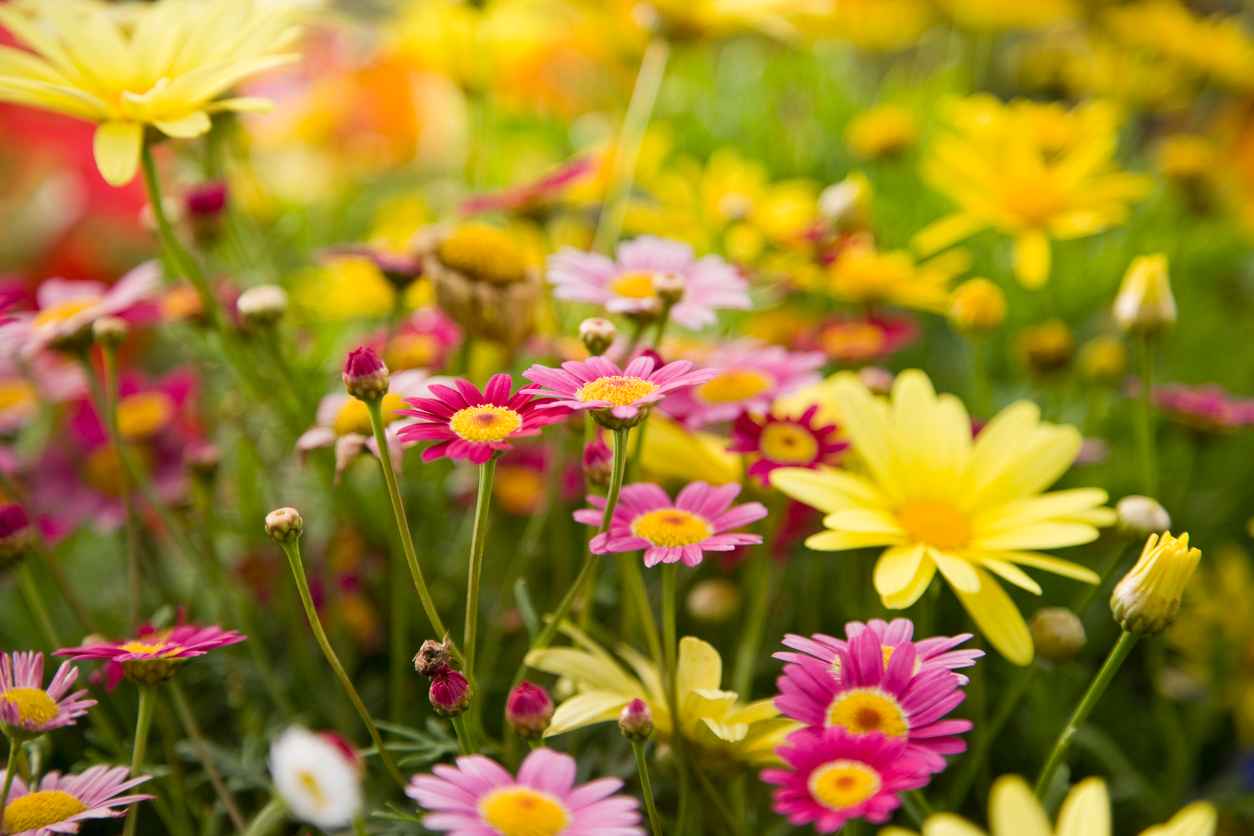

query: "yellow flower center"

left=494, top=465, right=545, bottom=516
left=118, top=640, right=173, bottom=657
left=2, top=687, right=59, bottom=726
left=826, top=687, right=909, bottom=737
left=759, top=422, right=820, bottom=464
left=296, top=770, right=328, bottom=810
left=631, top=508, right=713, bottom=547
left=819, top=322, right=885, bottom=359
left=831, top=250, right=915, bottom=303
left=478, top=786, right=571, bottom=836
left=577, top=376, right=657, bottom=407
left=448, top=405, right=523, bottom=443
left=3, top=790, right=88, bottom=832
left=897, top=500, right=972, bottom=551
left=33, top=298, right=98, bottom=328
left=438, top=223, right=528, bottom=285
left=807, top=760, right=882, bottom=812
left=695, top=370, right=773, bottom=404
left=609, top=271, right=659, bottom=299
left=84, top=445, right=147, bottom=498
left=0, top=380, right=36, bottom=414
left=384, top=333, right=439, bottom=371
left=116, top=392, right=175, bottom=441
left=998, top=173, right=1066, bottom=226
left=332, top=393, right=407, bottom=437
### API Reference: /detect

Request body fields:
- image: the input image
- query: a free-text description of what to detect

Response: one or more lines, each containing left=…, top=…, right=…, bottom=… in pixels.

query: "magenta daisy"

left=774, top=619, right=983, bottom=684
left=1151, top=382, right=1254, bottom=433
left=762, top=727, right=931, bottom=833
left=396, top=373, right=568, bottom=464
left=773, top=623, right=975, bottom=772
left=407, top=748, right=644, bottom=836
left=548, top=236, right=750, bottom=329
left=522, top=355, right=714, bottom=429
left=58, top=623, right=246, bottom=688
left=729, top=404, right=847, bottom=486
left=661, top=342, right=824, bottom=428
left=1, top=765, right=152, bottom=835
left=575, top=481, right=766, bottom=567
left=0, top=652, right=95, bottom=737
left=808, top=313, right=918, bottom=364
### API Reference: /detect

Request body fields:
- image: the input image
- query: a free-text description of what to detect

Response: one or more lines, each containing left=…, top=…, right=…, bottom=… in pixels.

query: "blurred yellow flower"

left=846, top=105, right=917, bottom=160
left=0, top=0, right=300, bottom=185
left=639, top=414, right=743, bottom=485
left=825, top=241, right=969, bottom=312
left=1106, top=0, right=1254, bottom=91
left=933, top=0, right=1076, bottom=31
left=915, top=97, right=1149, bottom=288
left=794, top=0, right=934, bottom=52
left=292, top=258, right=396, bottom=321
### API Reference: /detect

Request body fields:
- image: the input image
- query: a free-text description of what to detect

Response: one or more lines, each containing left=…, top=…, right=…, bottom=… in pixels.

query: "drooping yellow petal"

left=1055, top=777, right=1111, bottom=836
left=978, top=558, right=1042, bottom=595
left=1013, top=230, right=1051, bottom=288
left=912, top=212, right=985, bottom=256
left=989, top=776, right=1052, bottom=836
left=953, top=566, right=1034, bottom=665
left=543, top=691, right=631, bottom=737
left=883, top=555, right=937, bottom=609
left=932, top=549, right=982, bottom=593
left=93, top=122, right=143, bottom=186
left=1139, top=801, right=1218, bottom=836
left=805, top=530, right=904, bottom=551
left=676, top=637, right=722, bottom=695
left=874, top=545, right=926, bottom=599
left=154, top=110, right=211, bottom=138
left=523, top=647, right=640, bottom=695
left=923, top=815, right=988, bottom=836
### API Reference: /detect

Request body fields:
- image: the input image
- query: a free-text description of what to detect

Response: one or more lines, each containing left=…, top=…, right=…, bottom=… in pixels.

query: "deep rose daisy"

left=808, top=313, right=918, bottom=364
left=1150, top=382, right=1254, bottom=433
left=774, top=623, right=975, bottom=773
left=396, top=373, right=568, bottom=464
left=661, top=342, right=824, bottom=428
left=774, top=619, right=983, bottom=684
left=729, top=405, right=848, bottom=486
left=575, top=481, right=767, bottom=567
left=548, top=236, right=749, bottom=329
left=407, top=748, right=643, bottom=836
left=522, top=355, right=714, bottom=429
left=0, top=765, right=152, bottom=835
left=58, top=623, right=246, bottom=688
left=762, top=727, right=931, bottom=833
left=0, top=652, right=95, bottom=737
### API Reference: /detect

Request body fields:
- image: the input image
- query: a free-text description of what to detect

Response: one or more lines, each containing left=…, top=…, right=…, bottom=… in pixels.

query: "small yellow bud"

left=1113, top=254, right=1176, bottom=336
left=686, top=578, right=740, bottom=623
left=1111, top=532, right=1201, bottom=635
left=1078, top=336, right=1127, bottom=384
left=1030, top=607, right=1086, bottom=664
left=948, top=278, right=1006, bottom=333
left=1017, top=319, right=1074, bottom=375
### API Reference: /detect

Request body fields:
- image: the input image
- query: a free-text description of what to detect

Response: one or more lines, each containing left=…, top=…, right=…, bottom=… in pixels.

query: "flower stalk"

left=122, top=686, right=157, bottom=836
left=464, top=459, right=497, bottom=685
left=631, top=739, right=663, bottom=836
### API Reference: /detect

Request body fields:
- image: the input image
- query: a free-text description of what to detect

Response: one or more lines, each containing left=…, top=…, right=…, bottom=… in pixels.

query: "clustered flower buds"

left=1111, top=531, right=1201, bottom=635
left=1114, top=253, right=1176, bottom=336
left=264, top=507, right=304, bottom=544
left=618, top=698, right=653, bottom=741
left=579, top=318, right=617, bottom=356
left=1115, top=495, right=1172, bottom=540
left=1030, top=607, right=1086, bottom=664
left=342, top=346, right=390, bottom=402
left=505, top=681, right=554, bottom=740
left=237, top=284, right=289, bottom=327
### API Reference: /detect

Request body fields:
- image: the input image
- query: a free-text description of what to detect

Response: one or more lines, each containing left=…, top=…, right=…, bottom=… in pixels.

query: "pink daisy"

left=522, top=355, right=714, bottom=429
left=407, top=747, right=643, bottom=836
left=0, top=764, right=152, bottom=835
left=0, top=652, right=95, bottom=736
left=1150, top=382, right=1254, bottom=433
left=368, top=308, right=462, bottom=373
left=661, top=342, right=824, bottom=428
left=773, top=623, right=975, bottom=773
left=575, top=481, right=767, bottom=567
left=461, top=156, right=596, bottom=215
left=729, top=404, right=847, bottom=486
left=776, top=620, right=982, bottom=684
left=58, top=623, right=246, bottom=689
left=762, top=727, right=931, bottom=833
left=548, top=236, right=750, bottom=330
left=807, top=313, right=918, bottom=364
left=397, top=374, right=569, bottom=464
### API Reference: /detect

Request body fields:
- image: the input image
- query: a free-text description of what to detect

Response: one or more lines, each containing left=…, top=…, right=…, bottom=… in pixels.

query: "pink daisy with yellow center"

left=522, top=355, right=714, bottom=430
left=58, top=623, right=245, bottom=688
left=729, top=405, right=847, bottom=486
left=775, top=619, right=982, bottom=683
left=1, top=765, right=152, bottom=836
left=397, top=374, right=568, bottom=464
left=0, top=652, right=95, bottom=736
left=807, top=313, right=918, bottom=365
left=661, top=342, right=824, bottom=428
left=575, top=481, right=767, bottom=567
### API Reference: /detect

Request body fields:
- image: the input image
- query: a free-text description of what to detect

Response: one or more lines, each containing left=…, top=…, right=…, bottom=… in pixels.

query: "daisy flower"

left=1151, top=382, right=1254, bottom=433
left=270, top=726, right=363, bottom=831
left=575, top=481, right=767, bottom=567
left=662, top=342, right=824, bottom=428
left=762, top=727, right=932, bottom=833
left=397, top=373, right=568, bottom=464
left=0, top=652, right=95, bottom=737
left=773, top=623, right=976, bottom=772
left=771, top=370, right=1113, bottom=665
left=548, top=236, right=750, bottom=329
left=729, top=405, right=847, bottom=486
left=407, top=748, right=643, bottom=836
left=523, top=355, right=714, bottom=430
left=373, top=309, right=462, bottom=373
left=58, top=623, right=246, bottom=688
left=0, top=765, right=152, bottom=835
left=808, top=314, right=918, bottom=365
left=775, top=619, right=983, bottom=683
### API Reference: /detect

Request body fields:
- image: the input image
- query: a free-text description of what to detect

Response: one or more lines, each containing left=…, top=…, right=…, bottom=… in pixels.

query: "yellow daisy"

left=770, top=370, right=1113, bottom=665
left=0, top=0, right=301, bottom=185
left=825, top=241, right=969, bottom=313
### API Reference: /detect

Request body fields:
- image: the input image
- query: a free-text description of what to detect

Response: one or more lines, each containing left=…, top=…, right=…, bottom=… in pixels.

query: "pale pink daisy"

left=548, top=236, right=749, bottom=329
left=575, top=481, right=767, bottom=567
left=662, top=342, right=824, bottom=428
left=774, top=619, right=983, bottom=684
left=407, top=748, right=643, bottom=835
left=0, top=765, right=152, bottom=835
left=522, top=355, right=714, bottom=429
left=0, top=652, right=95, bottom=736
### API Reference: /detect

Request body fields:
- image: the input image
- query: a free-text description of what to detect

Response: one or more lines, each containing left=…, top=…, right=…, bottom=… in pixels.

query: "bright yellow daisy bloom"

left=882, top=775, right=1216, bottom=836
left=0, top=0, right=301, bottom=185
left=771, top=370, right=1113, bottom=664
left=824, top=241, right=970, bottom=313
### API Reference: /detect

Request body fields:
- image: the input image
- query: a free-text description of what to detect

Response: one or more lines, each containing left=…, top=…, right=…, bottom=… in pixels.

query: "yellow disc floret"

left=478, top=786, right=571, bottom=836
left=3, top=790, right=88, bottom=832
left=695, top=370, right=773, bottom=404
left=759, top=422, right=819, bottom=464
left=438, top=224, right=528, bottom=285
left=897, top=500, right=972, bottom=551
left=825, top=688, right=909, bottom=738
left=577, top=376, right=657, bottom=407
left=631, top=508, right=714, bottom=547
left=116, top=392, right=175, bottom=441
left=2, top=687, right=59, bottom=727
left=449, top=405, right=523, bottom=443
left=610, top=271, right=658, bottom=299
left=808, top=760, right=882, bottom=811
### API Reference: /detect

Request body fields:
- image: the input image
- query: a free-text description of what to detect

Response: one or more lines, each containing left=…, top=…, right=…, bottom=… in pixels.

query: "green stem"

left=278, top=539, right=406, bottom=789
left=122, top=687, right=157, bottom=836
left=388, top=544, right=408, bottom=723
left=967, top=334, right=991, bottom=418
left=1135, top=335, right=1157, bottom=497
left=451, top=715, right=473, bottom=755
left=631, top=740, right=664, bottom=836
left=168, top=680, right=245, bottom=832
left=354, top=814, right=369, bottom=836
left=1034, top=631, right=1140, bottom=797
left=661, top=564, right=679, bottom=700
left=242, top=797, right=287, bottom=836
left=464, top=459, right=497, bottom=684
left=948, top=664, right=1038, bottom=808
left=620, top=557, right=664, bottom=669
left=0, top=738, right=17, bottom=821
left=900, top=790, right=931, bottom=827
left=18, top=564, right=61, bottom=650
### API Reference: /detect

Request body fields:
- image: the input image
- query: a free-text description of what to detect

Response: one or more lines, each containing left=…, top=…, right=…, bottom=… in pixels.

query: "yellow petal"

left=989, top=776, right=1052, bottom=836
left=953, top=566, right=1034, bottom=665
left=544, top=691, right=631, bottom=736
left=923, top=815, right=987, bottom=836
left=822, top=508, right=904, bottom=535
left=93, top=122, right=143, bottom=186
left=1013, top=230, right=1051, bottom=289
left=912, top=212, right=984, bottom=256
left=523, top=647, right=640, bottom=695
left=992, top=552, right=1100, bottom=584
left=1139, top=802, right=1218, bottom=836
left=1056, top=777, right=1111, bottom=836
left=932, top=550, right=982, bottom=593
left=771, top=466, right=883, bottom=514
left=805, top=530, right=904, bottom=551
left=974, top=521, right=1101, bottom=551
left=883, top=555, right=937, bottom=609
left=875, top=545, right=925, bottom=598
left=676, top=636, right=722, bottom=696
left=978, top=558, right=1042, bottom=595
left=155, top=110, right=211, bottom=138
left=975, top=489, right=1110, bottom=534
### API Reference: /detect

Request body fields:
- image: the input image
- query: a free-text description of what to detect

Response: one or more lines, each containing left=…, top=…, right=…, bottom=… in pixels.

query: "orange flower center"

left=631, top=508, right=713, bottom=547
left=897, top=500, right=972, bottom=551
left=759, top=422, right=819, bottom=464
left=448, top=405, right=523, bottom=443
left=577, top=376, right=657, bottom=407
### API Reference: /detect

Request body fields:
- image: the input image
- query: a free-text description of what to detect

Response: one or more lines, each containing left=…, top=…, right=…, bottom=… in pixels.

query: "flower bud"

left=0, top=503, right=34, bottom=575
left=264, top=507, right=304, bottom=543
left=948, top=278, right=1006, bottom=334
left=1111, top=531, right=1201, bottom=635
left=857, top=366, right=894, bottom=395
left=1115, top=495, right=1171, bottom=540
left=1078, top=336, right=1127, bottom=385
left=429, top=670, right=472, bottom=717
left=237, top=284, right=289, bottom=327
left=1018, top=319, right=1074, bottom=376
left=1030, top=607, right=1086, bottom=663
left=505, top=681, right=554, bottom=740
left=582, top=437, right=613, bottom=487
left=342, top=346, right=390, bottom=403
left=413, top=638, right=453, bottom=679
left=1113, top=254, right=1176, bottom=336
left=653, top=272, right=685, bottom=306
left=91, top=315, right=128, bottom=346
left=818, top=174, right=871, bottom=230
left=579, top=318, right=617, bottom=356
left=618, top=698, right=654, bottom=741
left=624, top=296, right=661, bottom=324
left=184, top=181, right=229, bottom=220
left=686, top=578, right=740, bottom=623
left=186, top=442, right=221, bottom=482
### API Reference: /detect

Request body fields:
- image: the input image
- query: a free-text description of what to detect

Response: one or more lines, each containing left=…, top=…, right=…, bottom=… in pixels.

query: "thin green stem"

left=620, top=556, right=663, bottom=669
left=464, top=459, right=497, bottom=684
left=122, top=687, right=157, bottom=836
left=451, top=715, right=474, bottom=755
left=661, top=564, right=679, bottom=700
left=900, top=790, right=930, bottom=827
left=354, top=815, right=369, bottom=836
left=18, top=564, right=61, bottom=650
left=1034, top=631, right=1140, bottom=798
left=1135, top=335, right=1157, bottom=497
left=278, top=539, right=406, bottom=789
left=948, top=664, right=1038, bottom=808
left=630, top=741, right=663, bottom=836
left=168, top=680, right=245, bottom=832
left=0, top=738, right=18, bottom=820
left=242, top=797, right=287, bottom=836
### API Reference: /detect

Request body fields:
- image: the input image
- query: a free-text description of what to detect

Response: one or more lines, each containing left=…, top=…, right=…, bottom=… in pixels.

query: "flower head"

left=662, top=342, right=824, bottom=428
left=948, top=278, right=1007, bottom=333
left=808, top=314, right=918, bottom=365
left=1, top=765, right=152, bottom=835
left=506, top=681, right=554, bottom=740
left=407, top=748, right=643, bottom=836
left=0, top=652, right=95, bottom=736
left=1114, top=253, right=1176, bottom=335
left=270, top=727, right=363, bottom=831
left=522, top=355, right=714, bottom=430
left=576, top=481, right=766, bottom=568
left=1112, top=531, right=1202, bottom=635
left=824, top=241, right=968, bottom=312
left=1152, top=383, right=1254, bottom=433
left=371, top=309, right=461, bottom=373
left=58, top=623, right=246, bottom=688
left=429, top=669, right=472, bottom=717
left=548, top=236, right=749, bottom=330
left=775, top=619, right=983, bottom=682
left=730, top=405, right=847, bottom=486
left=846, top=104, right=917, bottom=159
left=342, top=346, right=390, bottom=402
left=397, top=373, right=567, bottom=463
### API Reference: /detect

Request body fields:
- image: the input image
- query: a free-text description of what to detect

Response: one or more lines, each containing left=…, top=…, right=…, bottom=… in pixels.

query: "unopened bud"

left=342, top=346, right=390, bottom=402
left=1116, top=496, right=1171, bottom=539
left=1114, top=254, right=1176, bottom=336
left=653, top=272, right=685, bottom=306
left=184, top=182, right=229, bottom=220
left=0, top=503, right=34, bottom=575
left=413, top=639, right=453, bottom=679
left=429, top=670, right=472, bottom=717
left=579, top=318, right=617, bottom=356
left=1018, top=319, right=1074, bottom=375
left=1111, top=531, right=1201, bottom=635
left=91, top=316, right=128, bottom=346
left=624, top=296, right=661, bottom=323
left=237, top=284, right=288, bottom=327
left=1078, top=336, right=1127, bottom=385
left=618, top=698, right=653, bottom=741
left=582, top=438, right=613, bottom=487
left=264, top=507, right=304, bottom=543
left=686, top=578, right=740, bottom=623
left=948, top=278, right=1006, bottom=334
left=1030, top=607, right=1086, bottom=663
left=505, top=681, right=554, bottom=740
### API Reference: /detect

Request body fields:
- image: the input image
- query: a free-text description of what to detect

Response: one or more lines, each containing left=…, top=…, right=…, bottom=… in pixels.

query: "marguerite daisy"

left=0, top=652, right=95, bottom=737
left=0, top=765, right=152, bottom=835
left=269, top=726, right=363, bottom=831
left=522, top=355, right=714, bottom=430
